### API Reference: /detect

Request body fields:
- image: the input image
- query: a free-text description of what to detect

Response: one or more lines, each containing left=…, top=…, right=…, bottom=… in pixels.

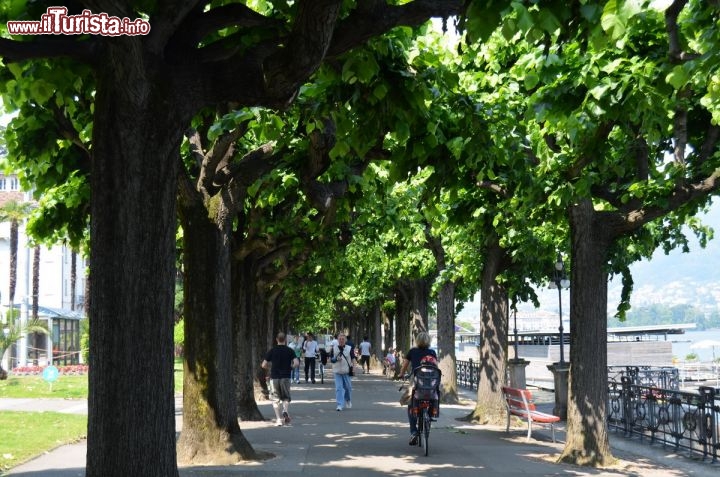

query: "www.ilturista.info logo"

left=7, top=7, right=151, bottom=36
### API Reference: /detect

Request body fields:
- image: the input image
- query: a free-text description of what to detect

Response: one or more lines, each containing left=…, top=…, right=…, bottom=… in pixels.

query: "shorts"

left=360, top=355, right=370, bottom=366
left=271, top=378, right=292, bottom=402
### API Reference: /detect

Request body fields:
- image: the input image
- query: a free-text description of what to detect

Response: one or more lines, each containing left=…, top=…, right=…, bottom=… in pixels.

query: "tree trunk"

left=252, top=277, right=273, bottom=398
left=558, top=198, right=616, bottom=466
left=383, top=309, right=393, bottom=355
left=70, top=251, right=77, bottom=310
left=372, top=304, right=382, bottom=362
left=411, top=279, right=429, bottom=335
left=436, top=279, right=459, bottom=404
left=176, top=191, right=256, bottom=464
left=468, top=238, right=509, bottom=425
left=233, top=258, right=266, bottom=421
left=87, top=54, right=182, bottom=477
left=31, top=246, right=39, bottom=363
left=435, top=280, right=455, bottom=359
left=9, top=219, right=17, bottom=308
left=32, top=247, right=39, bottom=319
left=395, top=284, right=412, bottom=357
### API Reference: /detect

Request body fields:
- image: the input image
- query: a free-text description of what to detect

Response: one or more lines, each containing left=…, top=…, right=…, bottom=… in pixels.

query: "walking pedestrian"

left=303, top=332, right=319, bottom=383
left=289, top=335, right=302, bottom=383
left=330, top=333, right=357, bottom=411
left=359, top=336, right=372, bottom=373
left=261, top=332, right=300, bottom=426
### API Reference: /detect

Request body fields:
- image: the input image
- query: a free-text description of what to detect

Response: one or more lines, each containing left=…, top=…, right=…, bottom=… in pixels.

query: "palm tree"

left=0, top=199, right=33, bottom=315
left=0, top=199, right=34, bottom=370
left=0, top=318, right=47, bottom=379
left=71, top=251, right=77, bottom=310
left=31, top=245, right=40, bottom=363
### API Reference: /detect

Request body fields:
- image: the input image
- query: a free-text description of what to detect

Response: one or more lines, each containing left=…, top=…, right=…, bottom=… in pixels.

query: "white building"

left=0, top=173, right=87, bottom=368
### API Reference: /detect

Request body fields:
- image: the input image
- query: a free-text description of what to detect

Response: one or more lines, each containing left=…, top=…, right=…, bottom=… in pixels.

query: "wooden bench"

left=501, top=386, right=561, bottom=442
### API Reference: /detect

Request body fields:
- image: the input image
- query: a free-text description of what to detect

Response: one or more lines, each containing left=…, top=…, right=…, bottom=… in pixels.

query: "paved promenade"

left=2, top=370, right=718, bottom=476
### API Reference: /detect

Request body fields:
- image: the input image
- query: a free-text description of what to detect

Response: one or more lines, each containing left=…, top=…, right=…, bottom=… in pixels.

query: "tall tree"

left=0, top=3, right=467, bottom=475
left=493, top=1, right=720, bottom=465
left=0, top=200, right=32, bottom=316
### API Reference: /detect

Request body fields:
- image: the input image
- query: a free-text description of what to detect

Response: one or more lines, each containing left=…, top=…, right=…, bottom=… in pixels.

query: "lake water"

left=668, top=329, right=720, bottom=362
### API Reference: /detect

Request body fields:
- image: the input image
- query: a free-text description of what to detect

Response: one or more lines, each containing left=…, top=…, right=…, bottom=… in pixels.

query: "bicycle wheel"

left=422, top=408, right=430, bottom=456
left=416, top=408, right=423, bottom=448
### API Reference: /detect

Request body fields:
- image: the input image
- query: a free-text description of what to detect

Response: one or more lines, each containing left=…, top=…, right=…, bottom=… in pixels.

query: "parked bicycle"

left=317, top=348, right=329, bottom=384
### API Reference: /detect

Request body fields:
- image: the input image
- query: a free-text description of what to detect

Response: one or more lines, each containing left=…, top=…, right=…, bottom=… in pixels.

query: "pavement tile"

left=2, top=370, right=718, bottom=476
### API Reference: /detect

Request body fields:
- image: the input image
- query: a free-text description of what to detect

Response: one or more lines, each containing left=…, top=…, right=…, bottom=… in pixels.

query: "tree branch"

left=697, top=124, right=720, bottom=170
left=185, top=128, right=206, bottom=170
left=326, top=0, right=464, bottom=58
left=664, top=0, right=699, bottom=63
left=610, top=169, right=720, bottom=235
left=0, top=37, right=97, bottom=64
left=261, top=0, right=344, bottom=105
left=476, top=181, right=507, bottom=196
left=145, top=0, right=204, bottom=54
left=203, top=0, right=464, bottom=108
left=172, top=3, right=281, bottom=51
left=673, top=88, right=690, bottom=166
left=221, top=142, right=281, bottom=190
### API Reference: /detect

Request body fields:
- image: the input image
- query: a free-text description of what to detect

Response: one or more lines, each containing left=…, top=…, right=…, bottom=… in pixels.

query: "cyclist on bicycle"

left=399, top=331, right=439, bottom=445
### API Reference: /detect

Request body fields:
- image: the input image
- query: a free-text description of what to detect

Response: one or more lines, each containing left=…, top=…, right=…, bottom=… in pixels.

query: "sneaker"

left=336, top=406, right=342, bottom=411
left=275, top=419, right=283, bottom=427
left=409, top=434, right=419, bottom=446
left=345, top=401, right=352, bottom=409
left=282, top=411, right=291, bottom=424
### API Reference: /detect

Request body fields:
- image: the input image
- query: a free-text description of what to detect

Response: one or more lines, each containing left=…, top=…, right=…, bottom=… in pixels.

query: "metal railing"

left=608, top=365, right=680, bottom=390
left=456, top=359, right=479, bottom=390
left=608, top=378, right=719, bottom=462
left=456, top=360, right=719, bottom=463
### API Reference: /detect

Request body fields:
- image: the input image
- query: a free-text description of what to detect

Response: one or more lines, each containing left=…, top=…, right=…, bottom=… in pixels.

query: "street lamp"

left=512, top=309, right=519, bottom=359
left=548, top=252, right=570, bottom=364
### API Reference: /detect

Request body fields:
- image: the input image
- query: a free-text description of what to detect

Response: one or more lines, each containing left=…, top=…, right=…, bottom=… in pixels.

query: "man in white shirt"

left=331, top=333, right=357, bottom=411
left=302, top=333, right=319, bottom=383
left=359, top=336, right=372, bottom=374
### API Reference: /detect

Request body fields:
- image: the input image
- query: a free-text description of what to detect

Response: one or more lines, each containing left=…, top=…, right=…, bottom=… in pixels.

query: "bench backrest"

left=502, top=386, right=537, bottom=411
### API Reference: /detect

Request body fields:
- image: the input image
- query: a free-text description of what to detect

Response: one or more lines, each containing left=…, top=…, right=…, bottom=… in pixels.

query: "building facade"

left=0, top=173, right=87, bottom=368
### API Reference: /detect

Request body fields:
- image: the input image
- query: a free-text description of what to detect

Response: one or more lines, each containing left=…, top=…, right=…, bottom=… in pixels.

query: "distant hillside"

left=608, top=202, right=720, bottom=314
left=459, top=202, right=720, bottom=321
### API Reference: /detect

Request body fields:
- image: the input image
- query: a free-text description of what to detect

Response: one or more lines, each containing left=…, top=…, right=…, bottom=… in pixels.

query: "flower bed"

left=10, top=365, right=89, bottom=376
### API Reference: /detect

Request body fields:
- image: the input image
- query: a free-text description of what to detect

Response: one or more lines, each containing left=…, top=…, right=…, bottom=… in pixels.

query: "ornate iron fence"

left=456, top=360, right=718, bottom=462
left=456, top=359, right=479, bottom=390
left=608, top=378, right=718, bottom=462
left=608, top=365, right=681, bottom=390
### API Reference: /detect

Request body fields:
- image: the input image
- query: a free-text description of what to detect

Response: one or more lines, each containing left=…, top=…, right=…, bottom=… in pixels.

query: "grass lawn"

left=0, top=411, right=87, bottom=473
left=0, top=375, right=88, bottom=399
left=0, top=359, right=184, bottom=398
left=0, top=359, right=183, bottom=471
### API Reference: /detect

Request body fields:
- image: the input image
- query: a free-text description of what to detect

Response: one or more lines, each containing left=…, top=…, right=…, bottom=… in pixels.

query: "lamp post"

left=546, top=252, right=570, bottom=419
left=507, top=306, right=529, bottom=389
left=548, top=253, right=570, bottom=364
left=512, top=309, right=519, bottom=359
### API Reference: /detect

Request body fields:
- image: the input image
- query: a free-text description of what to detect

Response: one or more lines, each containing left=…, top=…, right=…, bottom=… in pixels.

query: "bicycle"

left=317, top=348, right=328, bottom=384
left=402, top=362, right=441, bottom=456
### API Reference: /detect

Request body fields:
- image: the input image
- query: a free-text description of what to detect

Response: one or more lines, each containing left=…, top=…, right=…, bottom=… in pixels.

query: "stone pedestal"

left=547, top=362, right=570, bottom=420
left=507, top=358, right=530, bottom=389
